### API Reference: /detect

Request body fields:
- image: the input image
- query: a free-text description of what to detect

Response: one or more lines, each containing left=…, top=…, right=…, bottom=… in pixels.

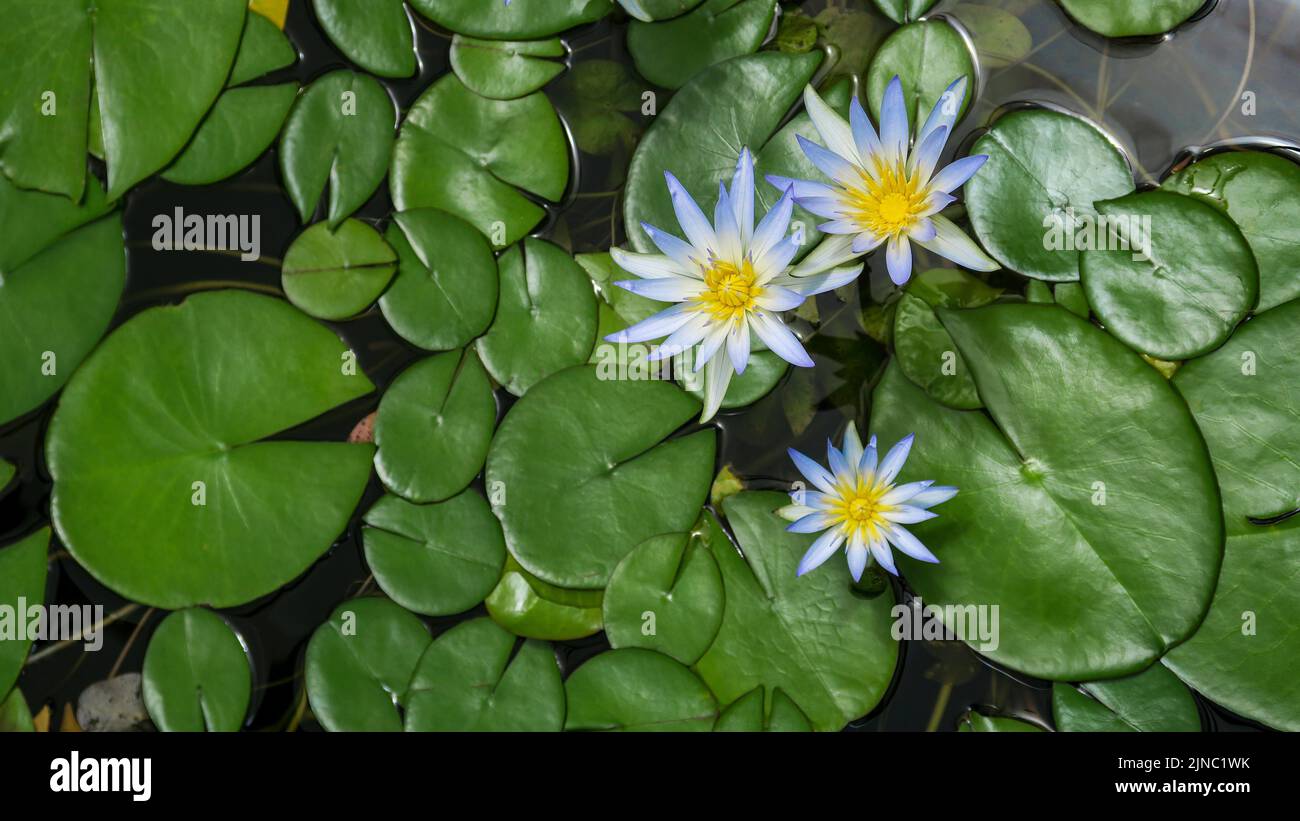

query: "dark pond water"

left=4, top=0, right=1295, bottom=732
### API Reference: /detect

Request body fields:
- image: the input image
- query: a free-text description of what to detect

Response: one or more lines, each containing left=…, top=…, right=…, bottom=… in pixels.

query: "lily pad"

left=873, top=0, right=940, bottom=25
left=485, top=556, right=605, bottom=640
left=362, top=490, right=507, bottom=616
left=0, top=177, right=123, bottom=426
left=893, top=268, right=1004, bottom=410
left=627, top=0, right=777, bottom=91
left=713, top=685, right=812, bottom=731
left=869, top=305, right=1222, bottom=680
left=0, top=528, right=49, bottom=697
left=280, top=70, right=396, bottom=227
left=603, top=516, right=725, bottom=665
left=964, top=108, right=1135, bottom=281
left=391, top=74, right=569, bottom=247
left=866, top=20, right=976, bottom=125
left=281, top=219, right=398, bottom=321
left=408, top=0, right=611, bottom=40
left=958, top=709, right=1046, bottom=732
left=0, top=687, right=33, bottom=733
left=450, top=36, right=567, bottom=100
left=1054, top=280, right=1089, bottom=317
left=695, top=491, right=900, bottom=732
left=0, top=0, right=246, bottom=199
left=951, top=3, right=1033, bottom=69
left=476, top=239, right=599, bottom=396
left=624, top=50, right=823, bottom=254
left=312, top=0, right=417, bottom=78
left=1082, top=190, right=1257, bottom=360
left=141, top=608, right=252, bottom=732
left=486, top=365, right=716, bottom=589
left=405, top=618, right=565, bottom=731
left=1162, top=150, right=1300, bottom=313
left=564, top=648, right=717, bottom=732
left=1052, top=663, right=1200, bottom=732
left=1163, top=300, right=1300, bottom=730
left=1057, top=0, right=1205, bottom=38
left=305, top=597, right=431, bottom=732
left=380, top=209, right=499, bottom=352
left=47, top=290, right=376, bottom=609
left=373, top=349, right=497, bottom=503
left=162, top=13, right=299, bottom=185
left=638, top=0, right=708, bottom=17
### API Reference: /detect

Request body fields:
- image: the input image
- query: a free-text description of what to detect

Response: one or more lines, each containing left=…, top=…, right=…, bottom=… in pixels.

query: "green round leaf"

left=0, top=0, right=246, bottom=199
left=362, top=490, right=507, bottom=616
left=305, top=597, right=431, bottom=732
left=142, top=608, right=252, bottom=732
left=0, top=687, right=34, bottom=733
left=965, top=108, right=1135, bottom=281
left=866, top=20, right=975, bottom=125
left=162, top=14, right=299, bottom=185
left=374, top=349, right=496, bottom=503
left=1054, top=280, right=1090, bottom=317
left=894, top=293, right=981, bottom=410
left=1162, top=150, right=1300, bottom=313
left=627, top=0, right=776, bottom=91
left=873, top=0, right=940, bottom=25
left=958, top=709, right=1046, bottom=732
left=624, top=50, right=823, bottom=254
left=713, top=686, right=812, bottom=731
left=312, top=0, right=416, bottom=78
left=0, top=528, right=49, bottom=697
left=1082, top=190, right=1258, bottom=360
left=280, top=70, right=396, bottom=227
left=450, top=35, right=567, bottom=100
left=869, top=305, right=1222, bottom=680
left=391, top=74, right=569, bottom=248
left=551, top=59, right=643, bottom=157
left=47, top=290, right=376, bottom=609
left=485, top=556, right=604, bottom=640
left=1164, top=300, right=1300, bottom=730
left=405, top=618, right=564, bottom=731
left=695, top=492, right=900, bottom=731
left=228, top=11, right=299, bottom=87
left=487, top=366, right=716, bottom=589
left=0, top=177, right=123, bottom=426
left=162, top=83, right=299, bottom=186
left=408, top=0, right=611, bottom=40
left=1057, top=0, right=1204, bottom=37
left=281, top=219, right=398, bottom=321
left=951, top=3, right=1033, bottom=69
left=476, top=239, right=598, bottom=396
left=679, top=349, right=789, bottom=410
left=603, top=518, right=725, bottom=665
left=1052, top=663, right=1200, bottom=732
left=380, top=209, right=499, bottom=351
left=564, top=648, right=717, bottom=732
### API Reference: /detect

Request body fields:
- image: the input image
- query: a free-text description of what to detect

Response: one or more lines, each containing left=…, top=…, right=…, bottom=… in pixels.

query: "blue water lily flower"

left=607, top=148, right=864, bottom=421
left=779, top=423, right=957, bottom=581
left=770, top=76, right=998, bottom=286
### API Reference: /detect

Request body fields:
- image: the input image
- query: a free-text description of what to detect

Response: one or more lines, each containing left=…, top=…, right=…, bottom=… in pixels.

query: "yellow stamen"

left=696, top=257, right=762, bottom=322
left=844, top=158, right=927, bottom=238
left=829, top=477, right=895, bottom=542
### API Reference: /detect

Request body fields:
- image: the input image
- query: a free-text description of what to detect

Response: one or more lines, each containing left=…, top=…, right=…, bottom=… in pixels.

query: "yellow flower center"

left=697, top=257, right=761, bottom=322
left=831, top=479, right=894, bottom=541
left=845, top=159, right=927, bottom=238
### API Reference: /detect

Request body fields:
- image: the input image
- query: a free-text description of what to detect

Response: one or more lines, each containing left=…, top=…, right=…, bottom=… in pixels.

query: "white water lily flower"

left=779, top=424, right=957, bottom=581
left=606, top=148, right=863, bottom=422
left=769, top=76, right=998, bottom=286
